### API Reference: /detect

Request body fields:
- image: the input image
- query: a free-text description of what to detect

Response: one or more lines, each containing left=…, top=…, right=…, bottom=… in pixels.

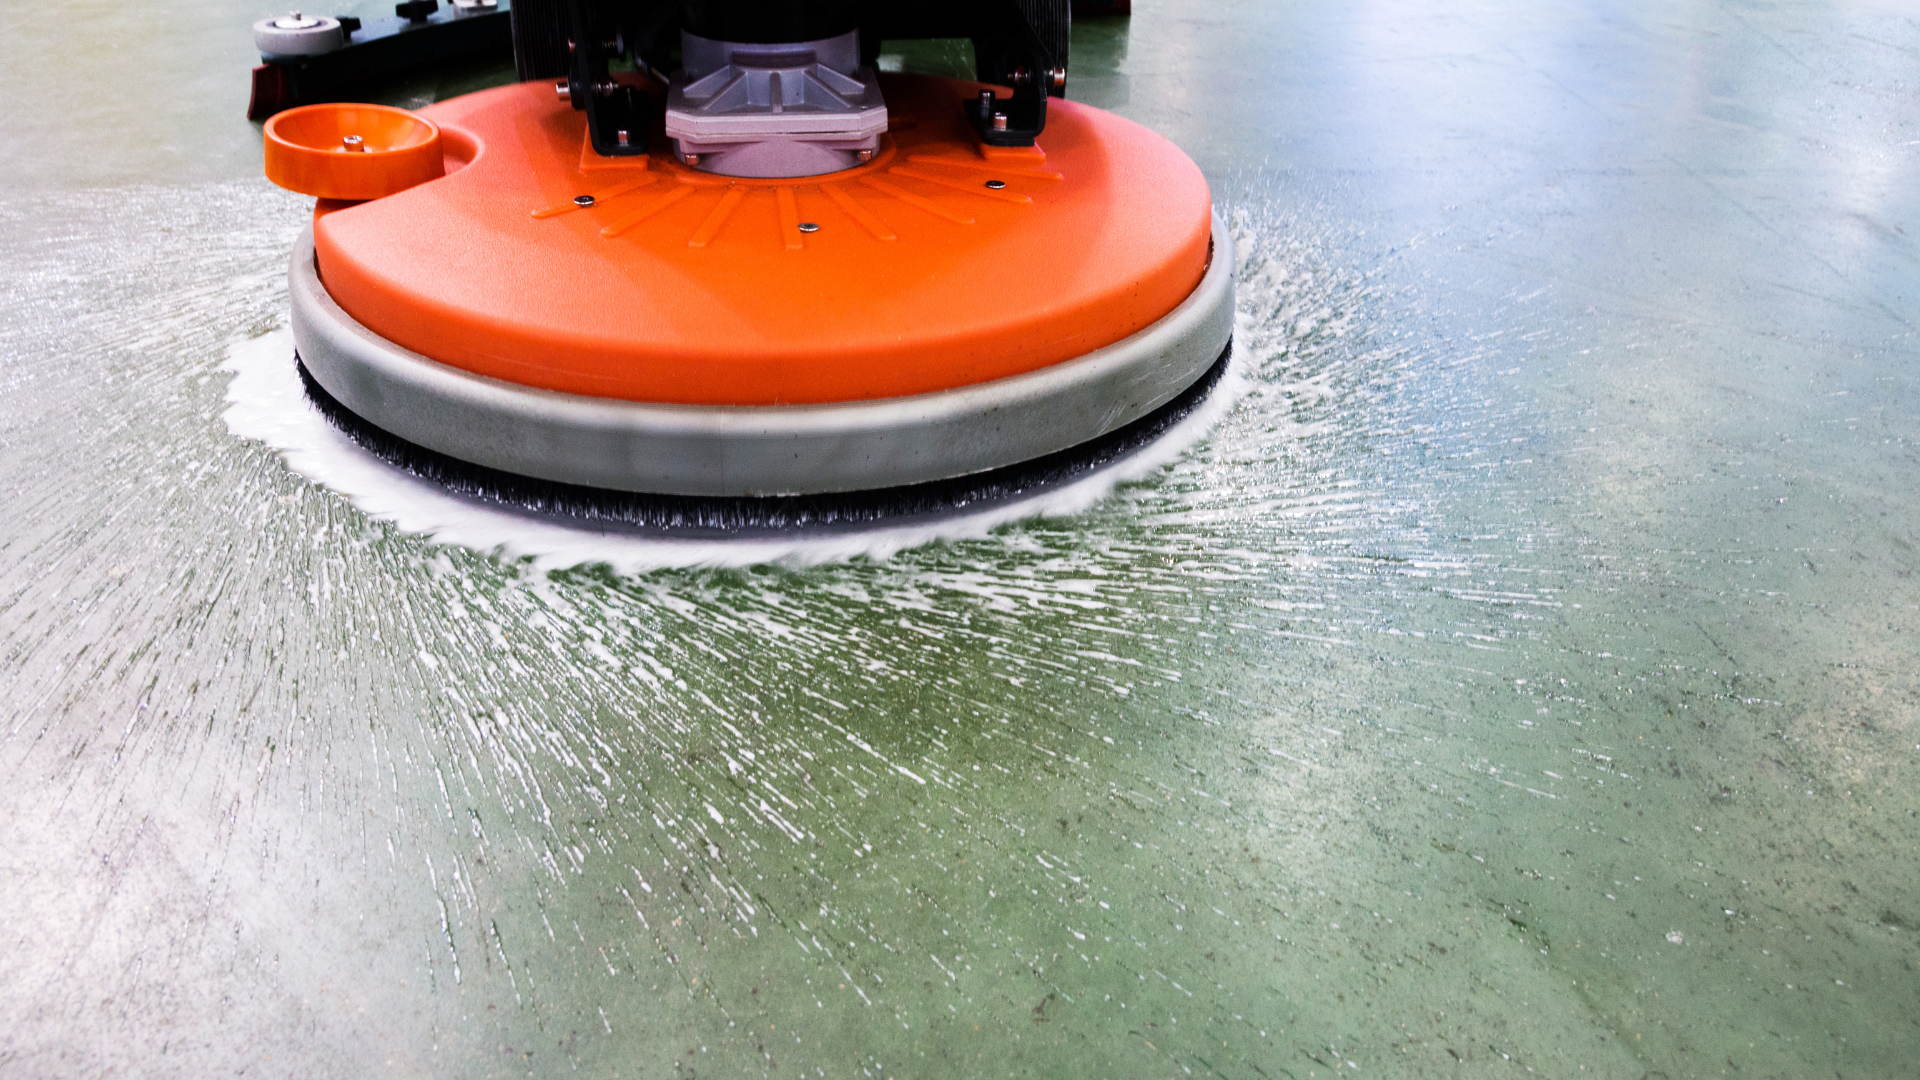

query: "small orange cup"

left=264, top=103, right=444, bottom=201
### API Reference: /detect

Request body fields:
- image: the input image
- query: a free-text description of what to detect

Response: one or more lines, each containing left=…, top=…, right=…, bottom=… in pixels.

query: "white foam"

left=219, top=329, right=1247, bottom=572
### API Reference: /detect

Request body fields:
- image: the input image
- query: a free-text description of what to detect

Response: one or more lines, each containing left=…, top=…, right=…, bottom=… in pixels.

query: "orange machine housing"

left=288, top=75, right=1214, bottom=407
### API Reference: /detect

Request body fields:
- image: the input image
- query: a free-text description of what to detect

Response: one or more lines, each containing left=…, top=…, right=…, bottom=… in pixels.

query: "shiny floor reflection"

left=3, top=2, right=1916, bottom=1078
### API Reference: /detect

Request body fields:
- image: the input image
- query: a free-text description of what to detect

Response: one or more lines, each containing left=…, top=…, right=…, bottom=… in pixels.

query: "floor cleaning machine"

left=260, top=0, right=1233, bottom=533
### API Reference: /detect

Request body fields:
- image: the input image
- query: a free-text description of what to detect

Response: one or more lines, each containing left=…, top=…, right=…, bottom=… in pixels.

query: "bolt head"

left=984, top=179, right=1006, bottom=190
left=573, top=195, right=595, bottom=207
left=797, top=222, right=820, bottom=234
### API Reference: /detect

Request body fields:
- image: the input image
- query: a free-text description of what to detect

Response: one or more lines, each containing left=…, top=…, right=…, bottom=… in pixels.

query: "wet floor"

left=3, top=2, right=1917, bottom=1078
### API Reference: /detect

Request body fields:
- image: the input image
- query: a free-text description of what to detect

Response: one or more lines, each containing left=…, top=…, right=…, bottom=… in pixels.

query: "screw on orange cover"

left=264, top=103, right=444, bottom=202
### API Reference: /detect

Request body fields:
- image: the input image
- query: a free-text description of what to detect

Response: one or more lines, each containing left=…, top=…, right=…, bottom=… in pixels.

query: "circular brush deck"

left=279, top=74, right=1234, bottom=500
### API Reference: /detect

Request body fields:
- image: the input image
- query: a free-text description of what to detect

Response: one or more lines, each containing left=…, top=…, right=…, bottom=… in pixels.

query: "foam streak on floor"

left=1, top=3, right=1916, bottom=1078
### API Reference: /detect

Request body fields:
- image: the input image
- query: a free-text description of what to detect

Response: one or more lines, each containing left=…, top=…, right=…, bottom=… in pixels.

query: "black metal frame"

left=963, top=0, right=1055, bottom=146
left=560, top=0, right=652, bottom=156
left=248, top=2, right=514, bottom=121
left=516, top=0, right=1071, bottom=152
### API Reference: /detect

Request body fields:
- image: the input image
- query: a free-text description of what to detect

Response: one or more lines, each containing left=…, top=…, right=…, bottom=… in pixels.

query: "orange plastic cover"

left=310, top=76, right=1213, bottom=405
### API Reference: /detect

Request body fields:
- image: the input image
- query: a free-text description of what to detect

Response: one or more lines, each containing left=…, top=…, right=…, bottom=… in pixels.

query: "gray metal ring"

left=290, top=210, right=1235, bottom=496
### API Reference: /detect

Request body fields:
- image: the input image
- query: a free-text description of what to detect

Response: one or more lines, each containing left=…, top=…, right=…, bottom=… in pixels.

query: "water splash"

left=221, top=212, right=1370, bottom=572
left=220, top=328, right=1250, bottom=572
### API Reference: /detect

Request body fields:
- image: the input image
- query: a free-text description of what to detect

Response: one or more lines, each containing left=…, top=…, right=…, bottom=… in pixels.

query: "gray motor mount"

left=664, top=30, right=887, bottom=178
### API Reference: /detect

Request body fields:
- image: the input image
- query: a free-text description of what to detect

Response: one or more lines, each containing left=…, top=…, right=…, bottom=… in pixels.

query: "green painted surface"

left=2, top=3, right=1916, bottom=1077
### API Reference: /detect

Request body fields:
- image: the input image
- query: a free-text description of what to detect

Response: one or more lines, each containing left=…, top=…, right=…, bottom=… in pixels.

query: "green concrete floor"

left=2, top=2, right=1916, bottom=1078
